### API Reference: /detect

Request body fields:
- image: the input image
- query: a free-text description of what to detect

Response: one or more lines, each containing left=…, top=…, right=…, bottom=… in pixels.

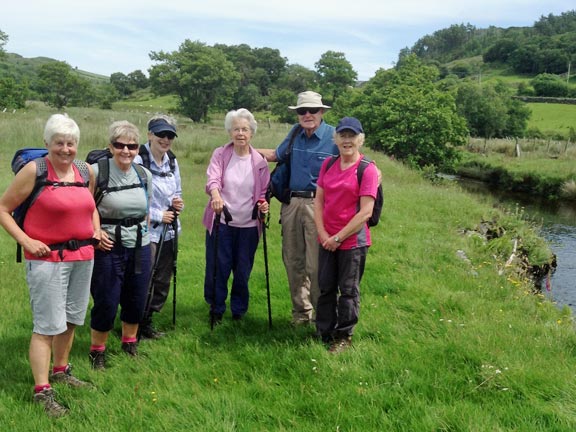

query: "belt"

left=290, top=190, right=315, bottom=198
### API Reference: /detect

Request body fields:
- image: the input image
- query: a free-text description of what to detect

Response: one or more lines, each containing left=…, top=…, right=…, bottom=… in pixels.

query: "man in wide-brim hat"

left=259, top=90, right=338, bottom=325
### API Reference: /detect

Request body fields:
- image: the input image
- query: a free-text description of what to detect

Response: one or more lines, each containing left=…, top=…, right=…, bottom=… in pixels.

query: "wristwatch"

left=334, top=235, right=342, bottom=243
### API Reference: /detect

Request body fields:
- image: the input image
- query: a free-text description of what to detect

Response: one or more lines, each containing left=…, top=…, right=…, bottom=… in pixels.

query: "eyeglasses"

left=112, top=142, right=139, bottom=151
left=296, top=107, right=321, bottom=116
left=154, top=131, right=176, bottom=140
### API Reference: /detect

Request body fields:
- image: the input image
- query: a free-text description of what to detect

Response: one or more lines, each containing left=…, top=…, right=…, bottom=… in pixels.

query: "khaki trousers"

left=280, top=197, right=319, bottom=322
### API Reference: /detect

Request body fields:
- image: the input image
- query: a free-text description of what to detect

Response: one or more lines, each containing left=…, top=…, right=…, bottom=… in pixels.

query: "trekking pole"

left=139, top=221, right=169, bottom=342
left=210, top=215, right=221, bottom=331
left=171, top=209, right=178, bottom=327
left=259, top=202, right=272, bottom=329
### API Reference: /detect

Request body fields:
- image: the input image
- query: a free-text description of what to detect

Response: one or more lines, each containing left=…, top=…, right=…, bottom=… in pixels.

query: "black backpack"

left=325, top=155, right=383, bottom=227
left=85, top=148, right=148, bottom=205
left=10, top=148, right=90, bottom=261
left=138, top=144, right=177, bottom=177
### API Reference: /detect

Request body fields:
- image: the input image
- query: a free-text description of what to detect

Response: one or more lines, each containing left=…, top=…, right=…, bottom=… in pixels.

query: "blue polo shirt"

left=275, top=121, right=338, bottom=192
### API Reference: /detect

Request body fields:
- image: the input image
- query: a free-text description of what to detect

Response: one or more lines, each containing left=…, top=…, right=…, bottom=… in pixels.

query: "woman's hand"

left=96, top=230, right=114, bottom=252
left=24, top=238, right=51, bottom=258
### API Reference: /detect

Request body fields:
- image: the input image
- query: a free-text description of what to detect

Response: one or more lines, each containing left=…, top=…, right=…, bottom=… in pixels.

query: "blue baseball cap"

left=148, top=119, right=178, bottom=137
left=335, top=117, right=363, bottom=134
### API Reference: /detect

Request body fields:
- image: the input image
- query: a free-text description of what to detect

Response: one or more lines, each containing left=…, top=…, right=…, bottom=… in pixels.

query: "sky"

left=2, top=1, right=574, bottom=82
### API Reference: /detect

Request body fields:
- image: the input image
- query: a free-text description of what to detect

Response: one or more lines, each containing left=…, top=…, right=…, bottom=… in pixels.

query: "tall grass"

left=1, top=105, right=575, bottom=431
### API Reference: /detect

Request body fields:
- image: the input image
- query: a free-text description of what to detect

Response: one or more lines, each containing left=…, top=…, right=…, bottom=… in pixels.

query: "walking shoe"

left=50, top=364, right=91, bottom=387
left=89, top=350, right=106, bottom=370
left=33, top=388, right=69, bottom=418
left=121, top=342, right=138, bottom=356
left=328, top=337, right=352, bottom=354
left=232, top=314, right=243, bottom=321
left=140, top=324, right=166, bottom=340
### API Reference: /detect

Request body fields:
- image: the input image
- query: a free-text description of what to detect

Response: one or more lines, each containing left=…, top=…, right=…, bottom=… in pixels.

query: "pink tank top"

left=23, top=158, right=95, bottom=261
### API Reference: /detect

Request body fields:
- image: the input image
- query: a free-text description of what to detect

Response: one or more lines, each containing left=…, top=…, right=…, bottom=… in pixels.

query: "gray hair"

left=224, top=108, right=257, bottom=134
left=43, top=113, right=80, bottom=145
left=147, top=113, right=177, bottom=129
left=109, top=120, right=140, bottom=144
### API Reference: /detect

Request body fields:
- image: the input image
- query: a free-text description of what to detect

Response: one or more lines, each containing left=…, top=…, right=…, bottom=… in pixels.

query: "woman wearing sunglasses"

left=88, top=120, right=153, bottom=370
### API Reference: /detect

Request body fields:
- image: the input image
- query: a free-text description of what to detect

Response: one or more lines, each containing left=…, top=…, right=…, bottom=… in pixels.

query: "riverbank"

left=456, top=143, right=576, bottom=201
left=1, top=108, right=575, bottom=430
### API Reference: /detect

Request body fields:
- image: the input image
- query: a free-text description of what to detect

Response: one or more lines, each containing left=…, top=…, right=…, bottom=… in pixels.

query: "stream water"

left=456, top=178, right=576, bottom=314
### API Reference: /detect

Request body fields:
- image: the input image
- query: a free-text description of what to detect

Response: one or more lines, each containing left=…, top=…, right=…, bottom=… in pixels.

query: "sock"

left=90, top=345, right=106, bottom=352
left=122, top=336, right=137, bottom=344
left=52, top=365, right=68, bottom=375
left=34, top=384, right=51, bottom=393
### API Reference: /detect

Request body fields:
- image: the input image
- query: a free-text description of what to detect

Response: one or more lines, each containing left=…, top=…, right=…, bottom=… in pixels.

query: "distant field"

left=527, top=103, right=576, bottom=136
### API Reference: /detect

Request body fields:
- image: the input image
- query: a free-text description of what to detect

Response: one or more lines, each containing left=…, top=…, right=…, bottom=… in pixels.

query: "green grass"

left=527, top=103, right=576, bottom=137
left=0, top=105, right=575, bottom=431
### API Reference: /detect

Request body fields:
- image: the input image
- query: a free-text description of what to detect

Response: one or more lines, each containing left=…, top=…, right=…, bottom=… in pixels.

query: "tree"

left=35, top=61, right=95, bottom=109
left=149, top=40, right=240, bottom=122
left=315, top=51, right=357, bottom=105
left=334, top=55, right=467, bottom=170
left=110, top=72, right=132, bottom=97
left=531, top=73, right=569, bottom=97
left=276, top=64, right=318, bottom=93
left=0, top=76, right=28, bottom=108
left=455, top=80, right=530, bottom=138
left=127, top=70, right=148, bottom=90
left=0, top=29, right=7, bottom=59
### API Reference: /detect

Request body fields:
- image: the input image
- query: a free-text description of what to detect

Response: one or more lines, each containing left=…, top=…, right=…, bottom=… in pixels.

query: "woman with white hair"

left=202, top=108, right=270, bottom=324
left=0, top=114, right=100, bottom=417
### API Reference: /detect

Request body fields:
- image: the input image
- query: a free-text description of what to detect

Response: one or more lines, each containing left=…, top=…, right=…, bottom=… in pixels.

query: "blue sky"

left=2, top=1, right=574, bottom=81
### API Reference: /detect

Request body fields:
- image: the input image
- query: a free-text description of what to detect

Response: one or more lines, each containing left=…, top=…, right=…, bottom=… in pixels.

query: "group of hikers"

left=0, top=90, right=380, bottom=418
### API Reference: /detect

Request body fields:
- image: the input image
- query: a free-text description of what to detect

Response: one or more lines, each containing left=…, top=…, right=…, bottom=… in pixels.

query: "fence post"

left=515, top=137, right=521, bottom=158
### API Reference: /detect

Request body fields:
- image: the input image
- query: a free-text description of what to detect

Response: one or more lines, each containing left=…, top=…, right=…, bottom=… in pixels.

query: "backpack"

left=138, top=144, right=177, bottom=177
left=11, top=147, right=91, bottom=261
left=266, top=125, right=302, bottom=204
left=85, top=148, right=148, bottom=205
left=325, top=155, right=383, bottom=227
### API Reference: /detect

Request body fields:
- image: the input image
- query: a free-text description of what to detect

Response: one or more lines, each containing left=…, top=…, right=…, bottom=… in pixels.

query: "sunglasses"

left=112, top=142, right=139, bottom=151
left=296, top=107, right=321, bottom=116
left=154, top=131, right=176, bottom=140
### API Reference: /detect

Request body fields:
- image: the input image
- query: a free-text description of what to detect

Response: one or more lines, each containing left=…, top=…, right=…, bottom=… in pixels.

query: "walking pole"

left=139, top=221, right=169, bottom=341
left=171, top=211, right=178, bottom=327
left=210, top=215, right=221, bottom=331
left=259, top=206, right=272, bottom=329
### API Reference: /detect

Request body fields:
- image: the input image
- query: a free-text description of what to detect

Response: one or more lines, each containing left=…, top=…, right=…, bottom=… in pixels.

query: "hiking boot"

left=33, top=388, right=69, bottom=418
left=328, top=337, right=352, bottom=354
left=140, top=324, right=165, bottom=340
left=121, top=342, right=138, bottom=357
left=50, top=364, right=91, bottom=387
left=232, top=314, right=243, bottom=321
left=89, top=350, right=106, bottom=370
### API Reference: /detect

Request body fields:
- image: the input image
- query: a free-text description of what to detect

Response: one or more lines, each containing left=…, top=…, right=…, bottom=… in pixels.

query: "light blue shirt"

left=134, top=143, right=182, bottom=243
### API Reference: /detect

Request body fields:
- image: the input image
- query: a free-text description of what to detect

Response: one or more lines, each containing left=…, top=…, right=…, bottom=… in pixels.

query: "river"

left=456, top=177, right=576, bottom=314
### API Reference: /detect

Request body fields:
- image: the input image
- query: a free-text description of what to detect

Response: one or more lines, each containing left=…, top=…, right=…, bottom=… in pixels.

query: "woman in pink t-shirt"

left=203, top=108, right=270, bottom=325
left=314, top=117, right=379, bottom=354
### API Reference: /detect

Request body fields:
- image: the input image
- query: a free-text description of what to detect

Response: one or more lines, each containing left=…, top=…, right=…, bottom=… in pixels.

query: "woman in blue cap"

left=314, top=117, right=379, bottom=353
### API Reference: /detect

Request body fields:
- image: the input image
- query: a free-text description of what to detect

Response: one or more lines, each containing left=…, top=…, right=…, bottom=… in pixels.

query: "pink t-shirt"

left=23, top=158, right=95, bottom=261
left=317, top=155, right=379, bottom=250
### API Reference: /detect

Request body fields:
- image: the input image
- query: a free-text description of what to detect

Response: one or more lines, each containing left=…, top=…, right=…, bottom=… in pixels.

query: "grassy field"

left=0, top=105, right=575, bottom=431
left=527, top=103, right=576, bottom=137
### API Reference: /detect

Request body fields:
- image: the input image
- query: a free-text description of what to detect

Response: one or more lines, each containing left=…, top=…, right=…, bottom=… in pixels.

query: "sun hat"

left=335, top=117, right=364, bottom=134
left=148, top=118, right=178, bottom=137
left=288, top=91, right=331, bottom=110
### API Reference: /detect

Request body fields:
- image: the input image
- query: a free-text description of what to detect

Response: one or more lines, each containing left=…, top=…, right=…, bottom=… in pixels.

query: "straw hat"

left=288, top=91, right=331, bottom=110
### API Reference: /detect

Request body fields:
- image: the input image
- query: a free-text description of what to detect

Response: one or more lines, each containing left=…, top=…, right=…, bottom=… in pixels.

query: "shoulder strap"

left=138, top=144, right=176, bottom=176
left=284, top=125, right=302, bottom=164
left=94, top=158, right=110, bottom=205
left=138, top=145, right=151, bottom=168
left=356, top=155, right=371, bottom=185
left=72, top=159, right=90, bottom=185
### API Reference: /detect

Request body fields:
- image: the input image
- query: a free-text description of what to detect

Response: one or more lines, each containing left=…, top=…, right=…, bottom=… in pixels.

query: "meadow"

left=0, top=105, right=575, bottom=431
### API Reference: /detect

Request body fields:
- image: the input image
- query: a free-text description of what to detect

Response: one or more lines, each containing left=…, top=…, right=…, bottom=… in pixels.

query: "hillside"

left=0, top=52, right=109, bottom=85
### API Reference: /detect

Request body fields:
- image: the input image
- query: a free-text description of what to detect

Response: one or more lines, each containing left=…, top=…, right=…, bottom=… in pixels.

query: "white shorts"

left=26, top=260, right=94, bottom=335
